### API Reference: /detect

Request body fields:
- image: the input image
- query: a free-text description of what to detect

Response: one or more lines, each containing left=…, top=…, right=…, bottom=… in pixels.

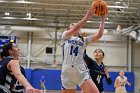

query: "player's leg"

left=81, top=89, right=85, bottom=93
left=78, top=63, right=99, bottom=93
left=61, top=79, right=76, bottom=93
left=61, top=65, right=77, bottom=93
left=80, top=79, right=99, bottom=93
left=62, top=89, right=76, bottom=93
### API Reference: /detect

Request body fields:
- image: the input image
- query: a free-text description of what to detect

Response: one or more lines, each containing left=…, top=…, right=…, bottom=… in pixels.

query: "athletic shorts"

left=61, top=63, right=91, bottom=89
left=115, top=87, right=127, bottom=93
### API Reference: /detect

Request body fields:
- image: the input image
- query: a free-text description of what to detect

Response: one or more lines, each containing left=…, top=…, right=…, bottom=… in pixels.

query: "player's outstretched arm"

left=104, top=67, right=112, bottom=85
left=126, top=80, right=131, bottom=86
left=8, top=60, right=42, bottom=93
left=65, top=8, right=94, bottom=38
left=83, top=50, right=96, bottom=66
left=85, top=15, right=105, bottom=44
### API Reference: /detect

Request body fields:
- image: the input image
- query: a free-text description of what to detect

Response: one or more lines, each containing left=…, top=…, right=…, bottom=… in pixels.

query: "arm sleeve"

left=104, top=65, right=112, bottom=85
left=83, top=50, right=96, bottom=66
left=105, top=75, right=112, bottom=85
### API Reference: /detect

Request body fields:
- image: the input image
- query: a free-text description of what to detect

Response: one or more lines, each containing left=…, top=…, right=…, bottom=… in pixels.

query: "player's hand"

left=128, top=82, right=131, bottom=86
left=26, top=86, right=42, bottom=93
left=104, top=67, right=108, bottom=74
left=35, top=89, right=42, bottom=93
left=85, top=7, right=94, bottom=20
left=25, top=86, right=35, bottom=93
left=104, top=67, right=110, bottom=78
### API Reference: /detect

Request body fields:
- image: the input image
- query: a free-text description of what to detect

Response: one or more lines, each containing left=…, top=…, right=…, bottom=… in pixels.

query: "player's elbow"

left=92, top=34, right=103, bottom=43
left=98, top=31, right=103, bottom=38
left=96, top=31, right=103, bottom=39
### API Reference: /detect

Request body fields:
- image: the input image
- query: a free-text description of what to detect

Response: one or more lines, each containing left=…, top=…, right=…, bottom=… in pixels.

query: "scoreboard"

left=0, top=36, right=17, bottom=52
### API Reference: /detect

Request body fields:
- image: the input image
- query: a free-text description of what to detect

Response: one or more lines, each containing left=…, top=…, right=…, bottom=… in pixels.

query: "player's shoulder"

left=61, top=30, right=70, bottom=40
left=116, top=76, right=121, bottom=79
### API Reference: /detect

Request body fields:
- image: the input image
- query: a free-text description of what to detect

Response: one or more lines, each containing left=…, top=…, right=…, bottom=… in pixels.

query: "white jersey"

left=61, top=31, right=87, bottom=65
left=115, top=76, right=127, bottom=93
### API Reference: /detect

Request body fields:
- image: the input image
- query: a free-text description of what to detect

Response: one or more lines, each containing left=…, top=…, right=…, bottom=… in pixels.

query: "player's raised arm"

left=85, top=15, right=105, bottom=44
left=64, top=8, right=94, bottom=38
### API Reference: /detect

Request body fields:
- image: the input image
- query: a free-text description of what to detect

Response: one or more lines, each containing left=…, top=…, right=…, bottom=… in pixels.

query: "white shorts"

left=115, top=87, right=127, bottom=93
left=61, top=63, right=91, bottom=89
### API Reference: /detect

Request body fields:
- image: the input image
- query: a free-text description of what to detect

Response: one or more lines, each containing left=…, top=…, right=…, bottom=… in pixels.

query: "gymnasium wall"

left=25, top=69, right=134, bottom=92
left=132, top=43, right=140, bottom=92
left=86, top=41, right=127, bottom=67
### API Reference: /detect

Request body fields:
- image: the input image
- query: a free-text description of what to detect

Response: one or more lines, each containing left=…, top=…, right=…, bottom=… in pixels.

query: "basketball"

left=91, top=0, right=108, bottom=16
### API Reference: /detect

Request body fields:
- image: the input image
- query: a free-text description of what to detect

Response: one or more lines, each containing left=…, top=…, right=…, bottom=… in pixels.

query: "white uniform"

left=115, top=76, right=128, bottom=93
left=61, top=31, right=91, bottom=89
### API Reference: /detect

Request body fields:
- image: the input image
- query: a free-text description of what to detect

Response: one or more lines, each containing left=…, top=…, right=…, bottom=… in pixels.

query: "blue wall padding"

left=31, top=69, right=61, bottom=90
left=103, top=72, right=134, bottom=92
left=123, top=72, right=134, bottom=92
left=24, top=69, right=134, bottom=92
left=24, top=68, right=32, bottom=83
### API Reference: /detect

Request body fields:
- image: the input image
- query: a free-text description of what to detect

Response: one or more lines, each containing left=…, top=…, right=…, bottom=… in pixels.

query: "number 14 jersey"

left=61, top=31, right=87, bottom=65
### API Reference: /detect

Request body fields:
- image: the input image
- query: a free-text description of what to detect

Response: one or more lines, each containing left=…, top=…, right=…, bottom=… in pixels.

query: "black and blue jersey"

left=83, top=50, right=112, bottom=92
left=0, top=57, right=25, bottom=93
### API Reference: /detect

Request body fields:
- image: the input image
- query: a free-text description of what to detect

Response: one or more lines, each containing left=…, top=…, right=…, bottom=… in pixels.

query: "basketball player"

left=82, top=49, right=112, bottom=93
left=114, top=70, right=131, bottom=93
left=0, top=43, right=41, bottom=93
left=40, top=76, right=46, bottom=93
left=61, top=7, right=106, bottom=93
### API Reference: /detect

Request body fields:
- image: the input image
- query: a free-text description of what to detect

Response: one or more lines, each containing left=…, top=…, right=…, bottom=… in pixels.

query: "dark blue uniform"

left=83, top=51, right=112, bottom=93
left=0, top=57, right=25, bottom=93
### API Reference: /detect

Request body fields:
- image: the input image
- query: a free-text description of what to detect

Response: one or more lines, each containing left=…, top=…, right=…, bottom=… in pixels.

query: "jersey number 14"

left=70, top=45, right=79, bottom=56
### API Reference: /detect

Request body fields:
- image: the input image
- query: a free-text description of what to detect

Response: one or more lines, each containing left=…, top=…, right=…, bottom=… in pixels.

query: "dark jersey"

left=83, top=50, right=112, bottom=92
left=0, top=57, right=25, bottom=93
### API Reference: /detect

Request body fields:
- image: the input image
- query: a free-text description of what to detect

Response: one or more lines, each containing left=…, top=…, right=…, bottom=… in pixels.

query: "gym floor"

left=46, top=90, right=109, bottom=93
left=46, top=90, right=135, bottom=93
left=47, top=90, right=80, bottom=93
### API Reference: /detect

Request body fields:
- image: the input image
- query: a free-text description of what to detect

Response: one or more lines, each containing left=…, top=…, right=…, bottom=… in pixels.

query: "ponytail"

left=78, top=34, right=84, bottom=42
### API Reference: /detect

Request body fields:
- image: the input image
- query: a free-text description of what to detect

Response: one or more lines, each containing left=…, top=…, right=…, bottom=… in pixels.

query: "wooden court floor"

left=46, top=90, right=80, bottom=93
left=46, top=90, right=115, bottom=93
left=45, top=90, right=135, bottom=93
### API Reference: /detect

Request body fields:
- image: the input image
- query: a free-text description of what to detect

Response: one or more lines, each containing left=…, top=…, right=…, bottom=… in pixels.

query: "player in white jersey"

left=114, top=70, right=131, bottom=93
left=61, top=7, right=106, bottom=93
